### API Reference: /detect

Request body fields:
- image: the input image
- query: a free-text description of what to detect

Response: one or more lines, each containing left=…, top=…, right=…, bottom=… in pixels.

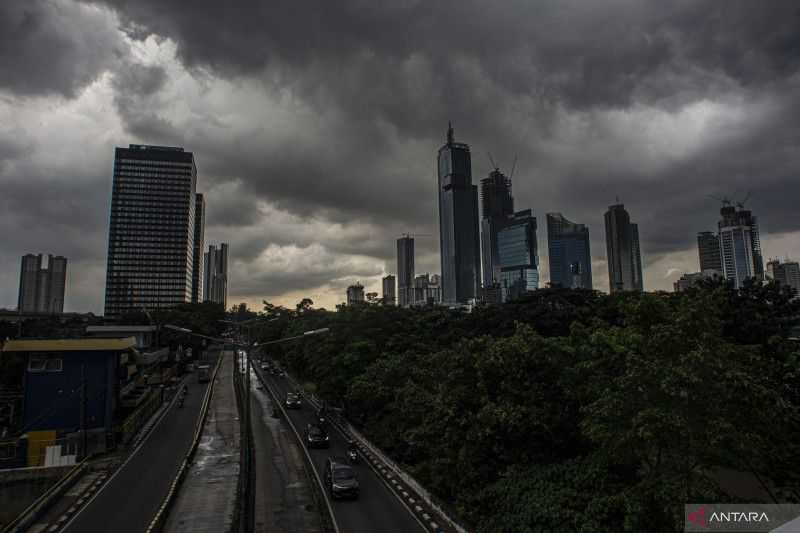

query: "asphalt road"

left=249, top=365, right=322, bottom=533
left=62, top=367, right=213, bottom=533
left=254, top=362, right=425, bottom=533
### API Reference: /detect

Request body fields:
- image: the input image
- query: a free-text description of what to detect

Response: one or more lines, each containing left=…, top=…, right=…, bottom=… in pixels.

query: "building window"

left=28, top=354, right=63, bottom=373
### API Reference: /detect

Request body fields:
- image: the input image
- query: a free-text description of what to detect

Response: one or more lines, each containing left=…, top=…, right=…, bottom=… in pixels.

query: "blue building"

left=1, top=338, right=137, bottom=465
left=546, top=213, right=592, bottom=289
left=497, top=209, right=539, bottom=302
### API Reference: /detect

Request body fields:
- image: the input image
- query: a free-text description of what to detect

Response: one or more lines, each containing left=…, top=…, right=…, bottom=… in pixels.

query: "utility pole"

left=80, top=362, right=87, bottom=459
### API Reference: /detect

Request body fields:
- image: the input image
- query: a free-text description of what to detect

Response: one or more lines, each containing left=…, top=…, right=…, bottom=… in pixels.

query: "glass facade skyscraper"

left=480, top=169, right=514, bottom=288
left=437, top=123, right=481, bottom=304
left=697, top=231, right=722, bottom=273
left=497, top=209, right=539, bottom=301
left=546, top=213, right=592, bottom=289
left=397, top=236, right=415, bottom=307
left=604, top=203, right=643, bottom=293
left=104, top=145, right=198, bottom=318
left=191, top=193, right=205, bottom=303
left=204, top=243, right=228, bottom=308
left=718, top=205, right=763, bottom=289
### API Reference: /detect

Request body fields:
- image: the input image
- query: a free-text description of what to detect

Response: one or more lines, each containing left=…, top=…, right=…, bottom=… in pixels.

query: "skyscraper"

left=104, top=144, right=198, bottom=318
left=480, top=168, right=514, bottom=287
left=346, top=282, right=365, bottom=305
left=437, top=123, right=481, bottom=304
left=192, top=193, right=206, bottom=303
left=18, top=254, right=67, bottom=313
left=382, top=274, right=396, bottom=305
left=204, top=243, right=229, bottom=308
left=697, top=231, right=722, bottom=273
left=546, top=213, right=592, bottom=289
left=497, top=209, right=539, bottom=301
left=604, top=203, right=644, bottom=292
left=767, top=259, right=800, bottom=296
left=718, top=204, right=764, bottom=289
left=397, top=235, right=414, bottom=307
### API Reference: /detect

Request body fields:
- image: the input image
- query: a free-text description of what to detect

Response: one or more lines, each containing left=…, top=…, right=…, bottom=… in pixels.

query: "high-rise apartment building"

left=718, top=204, right=764, bottom=289
left=604, top=203, right=643, bottom=292
left=204, top=243, right=229, bottom=308
left=346, top=282, right=365, bottom=305
left=192, top=194, right=206, bottom=303
left=397, top=236, right=415, bottom=307
left=497, top=209, right=539, bottom=302
left=437, top=123, right=481, bottom=304
left=382, top=274, right=396, bottom=305
left=697, top=231, right=722, bottom=273
left=480, top=168, right=514, bottom=287
left=18, top=254, right=67, bottom=313
left=546, top=213, right=592, bottom=289
left=766, top=259, right=800, bottom=296
left=104, top=145, right=198, bottom=318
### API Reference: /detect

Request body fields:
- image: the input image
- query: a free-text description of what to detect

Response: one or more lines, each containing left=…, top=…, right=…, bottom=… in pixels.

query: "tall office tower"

left=104, top=144, right=197, bottom=318
left=191, top=193, right=206, bottom=303
left=546, top=213, right=592, bottom=289
left=382, top=275, right=396, bottom=305
left=604, top=203, right=644, bottom=293
left=397, top=236, right=415, bottom=307
left=697, top=231, right=722, bottom=273
left=428, top=274, right=442, bottom=304
left=718, top=204, right=764, bottom=288
left=480, top=168, right=514, bottom=287
left=497, top=209, right=539, bottom=302
left=18, top=254, right=67, bottom=313
left=346, top=282, right=365, bottom=305
left=413, top=274, right=429, bottom=305
left=767, top=259, right=800, bottom=295
left=203, top=243, right=229, bottom=308
left=437, top=123, right=481, bottom=303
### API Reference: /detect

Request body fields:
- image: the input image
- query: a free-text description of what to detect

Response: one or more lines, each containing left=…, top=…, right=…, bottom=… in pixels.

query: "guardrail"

left=1, top=459, right=89, bottom=533
left=144, top=354, right=223, bottom=533
left=251, top=363, right=340, bottom=533
left=281, top=371, right=470, bottom=533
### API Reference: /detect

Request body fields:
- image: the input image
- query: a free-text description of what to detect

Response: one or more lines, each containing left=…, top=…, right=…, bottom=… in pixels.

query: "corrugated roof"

left=2, top=337, right=137, bottom=352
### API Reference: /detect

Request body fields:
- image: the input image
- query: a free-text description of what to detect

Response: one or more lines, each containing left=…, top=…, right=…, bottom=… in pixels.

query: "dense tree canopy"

left=255, top=281, right=800, bottom=532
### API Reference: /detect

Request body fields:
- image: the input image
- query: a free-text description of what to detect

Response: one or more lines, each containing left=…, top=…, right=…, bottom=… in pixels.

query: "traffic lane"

left=260, top=369, right=424, bottom=533
left=249, top=369, right=322, bottom=533
left=63, top=371, right=213, bottom=533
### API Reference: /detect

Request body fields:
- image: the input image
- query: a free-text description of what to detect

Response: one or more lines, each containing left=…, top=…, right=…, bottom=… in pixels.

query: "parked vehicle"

left=323, top=457, right=359, bottom=499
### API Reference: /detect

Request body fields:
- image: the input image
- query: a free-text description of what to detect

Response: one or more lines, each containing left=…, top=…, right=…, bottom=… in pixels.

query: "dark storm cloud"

left=85, top=0, right=800, bottom=292
left=0, top=0, right=125, bottom=98
left=111, top=62, right=179, bottom=142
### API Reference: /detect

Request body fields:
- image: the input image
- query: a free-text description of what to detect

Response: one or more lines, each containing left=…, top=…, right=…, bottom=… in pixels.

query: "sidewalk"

left=164, top=351, right=240, bottom=533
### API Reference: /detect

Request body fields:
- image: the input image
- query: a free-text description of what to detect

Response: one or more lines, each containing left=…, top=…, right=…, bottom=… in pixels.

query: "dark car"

left=323, top=457, right=359, bottom=500
left=285, top=392, right=302, bottom=409
left=305, top=423, right=329, bottom=448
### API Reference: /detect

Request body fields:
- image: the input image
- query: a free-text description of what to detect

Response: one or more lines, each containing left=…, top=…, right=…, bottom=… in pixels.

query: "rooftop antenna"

left=447, top=121, right=454, bottom=144
left=509, top=155, right=518, bottom=180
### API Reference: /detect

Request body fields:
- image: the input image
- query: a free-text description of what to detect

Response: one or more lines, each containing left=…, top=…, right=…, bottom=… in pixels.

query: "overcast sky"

left=1, top=0, right=799, bottom=313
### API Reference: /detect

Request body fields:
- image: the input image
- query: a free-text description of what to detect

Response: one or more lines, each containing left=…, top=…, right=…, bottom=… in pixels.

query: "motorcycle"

left=347, top=447, right=359, bottom=464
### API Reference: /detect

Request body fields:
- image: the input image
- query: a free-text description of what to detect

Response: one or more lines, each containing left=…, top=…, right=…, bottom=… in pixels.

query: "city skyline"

left=2, top=1, right=800, bottom=312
